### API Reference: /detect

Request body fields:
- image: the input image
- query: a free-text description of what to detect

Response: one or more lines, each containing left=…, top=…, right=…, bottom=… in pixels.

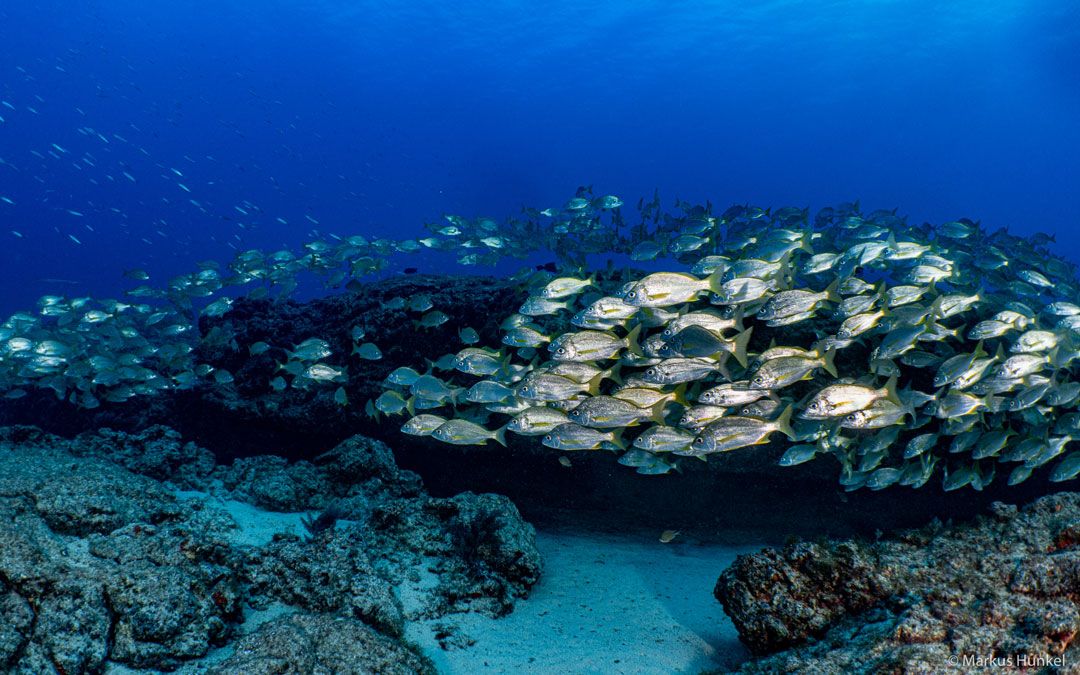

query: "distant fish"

left=659, top=530, right=680, bottom=543
left=37, top=278, right=82, bottom=285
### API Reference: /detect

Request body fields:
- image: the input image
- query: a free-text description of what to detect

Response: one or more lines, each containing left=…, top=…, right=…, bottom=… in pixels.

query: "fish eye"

left=557, top=347, right=566, bottom=354
left=543, top=434, right=552, bottom=442
left=694, top=437, right=703, bottom=445
left=627, top=291, right=636, bottom=298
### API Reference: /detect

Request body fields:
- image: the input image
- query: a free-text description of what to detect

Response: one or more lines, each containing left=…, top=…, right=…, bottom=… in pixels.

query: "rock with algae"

left=0, top=425, right=539, bottom=671
left=717, top=492, right=1080, bottom=672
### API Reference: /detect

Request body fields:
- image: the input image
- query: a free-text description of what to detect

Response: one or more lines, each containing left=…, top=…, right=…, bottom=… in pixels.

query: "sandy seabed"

left=408, top=530, right=760, bottom=674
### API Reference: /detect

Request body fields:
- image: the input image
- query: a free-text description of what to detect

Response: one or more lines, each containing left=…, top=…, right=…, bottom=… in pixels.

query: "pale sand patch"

left=407, top=530, right=760, bottom=674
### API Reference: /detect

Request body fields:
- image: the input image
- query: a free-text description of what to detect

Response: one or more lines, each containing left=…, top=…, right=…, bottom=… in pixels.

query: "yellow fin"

left=624, top=323, right=643, bottom=357
left=821, top=348, right=838, bottom=378
left=774, top=404, right=796, bottom=441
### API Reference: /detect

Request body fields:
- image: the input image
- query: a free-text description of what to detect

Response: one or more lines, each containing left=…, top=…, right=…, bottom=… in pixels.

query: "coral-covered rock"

left=216, top=455, right=332, bottom=511
left=239, top=533, right=406, bottom=637
left=0, top=425, right=541, bottom=671
left=715, top=540, right=894, bottom=654
left=71, top=425, right=216, bottom=487
left=208, top=613, right=434, bottom=675
left=428, top=492, right=544, bottom=617
left=720, top=493, right=1080, bottom=672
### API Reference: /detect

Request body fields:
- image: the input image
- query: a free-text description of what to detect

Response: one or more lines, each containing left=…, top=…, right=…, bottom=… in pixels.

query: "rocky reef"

left=0, top=424, right=540, bottom=672
left=716, top=492, right=1080, bottom=672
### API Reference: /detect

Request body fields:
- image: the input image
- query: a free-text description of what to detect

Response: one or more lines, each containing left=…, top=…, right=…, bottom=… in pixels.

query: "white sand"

left=407, top=530, right=760, bottom=674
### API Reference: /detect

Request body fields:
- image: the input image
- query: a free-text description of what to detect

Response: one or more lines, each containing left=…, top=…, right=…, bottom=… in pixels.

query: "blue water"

left=1, top=1, right=1078, bottom=313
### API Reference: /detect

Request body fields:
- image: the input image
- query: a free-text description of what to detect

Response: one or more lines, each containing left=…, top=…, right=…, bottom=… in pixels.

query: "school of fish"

left=3, top=189, right=1080, bottom=491
left=382, top=197, right=1080, bottom=491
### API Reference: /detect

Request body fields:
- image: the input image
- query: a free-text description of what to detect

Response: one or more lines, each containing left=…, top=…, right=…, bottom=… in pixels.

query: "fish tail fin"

left=405, top=396, right=416, bottom=417
left=972, top=462, right=987, bottom=491
left=883, top=374, right=900, bottom=405
left=364, top=399, right=379, bottom=420
left=707, top=269, right=725, bottom=295
left=649, top=399, right=668, bottom=425
left=624, top=323, right=643, bottom=357
left=1049, top=346, right=1065, bottom=369
left=775, top=404, right=796, bottom=441
left=492, top=425, right=507, bottom=447
left=823, top=278, right=840, bottom=304
left=928, top=294, right=943, bottom=320
left=606, top=362, right=624, bottom=386
left=730, top=326, right=753, bottom=368
left=822, top=347, right=839, bottom=378
left=717, top=353, right=732, bottom=381
left=610, top=428, right=627, bottom=451
left=672, top=383, right=689, bottom=406
left=587, top=373, right=604, bottom=396
left=733, top=306, right=746, bottom=333
left=973, top=339, right=986, bottom=359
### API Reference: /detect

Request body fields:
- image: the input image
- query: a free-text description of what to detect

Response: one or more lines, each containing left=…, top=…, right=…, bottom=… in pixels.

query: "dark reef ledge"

left=715, top=492, right=1080, bottom=672
left=0, top=274, right=1067, bottom=541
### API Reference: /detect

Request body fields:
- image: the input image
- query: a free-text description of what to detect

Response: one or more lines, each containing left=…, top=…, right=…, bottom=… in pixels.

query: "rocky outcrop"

left=716, top=540, right=895, bottom=655
left=0, top=425, right=540, bottom=672
left=207, top=613, right=435, bottom=675
left=717, top=493, right=1080, bottom=672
